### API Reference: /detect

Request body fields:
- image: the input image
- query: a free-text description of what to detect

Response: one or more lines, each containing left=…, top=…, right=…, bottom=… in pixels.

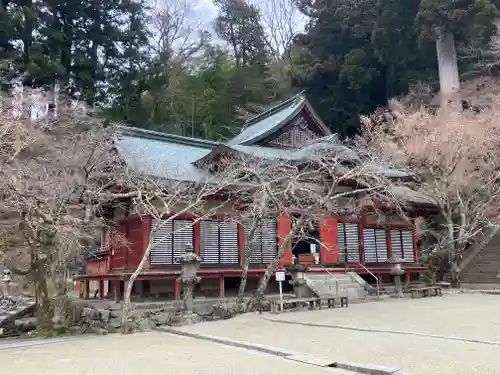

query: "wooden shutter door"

left=200, top=220, right=220, bottom=264
left=390, top=230, right=404, bottom=259
left=173, top=220, right=193, bottom=264
left=375, top=229, right=388, bottom=262
left=401, top=230, right=415, bottom=262
left=261, top=219, right=277, bottom=264
left=345, top=223, right=360, bottom=262
left=363, top=228, right=377, bottom=263
left=150, top=220, right=173, bottom=265
left=245, top=220, right=263, bottom=264
left=320, top=217, right=338, bottom=264
left=220, top=221, right=239, bottom=264
left=337, top=223, right=346, bottom=262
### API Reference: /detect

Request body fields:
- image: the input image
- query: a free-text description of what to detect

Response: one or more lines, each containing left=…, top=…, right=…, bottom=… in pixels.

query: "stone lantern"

left=175, top=244, right=202, bottom=324
left=387, top=256, right=405, bottom=298
left=2, top=269, right=12, bottom=297
left=285, top=264, right=311, bottom=298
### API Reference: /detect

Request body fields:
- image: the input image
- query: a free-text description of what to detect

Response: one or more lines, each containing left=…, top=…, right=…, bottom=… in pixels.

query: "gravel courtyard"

left=0, top=332, right=350, bottom=375
left=1, top=293, right=500, bottom=375
left=175, top=292, right=500, bottom=375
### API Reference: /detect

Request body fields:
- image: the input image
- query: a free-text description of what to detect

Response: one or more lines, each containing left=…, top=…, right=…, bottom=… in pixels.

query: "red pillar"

left=113, top=280, right=120, bottom=302
left=358, top=216, right=365, bottom=264
left=320, top=216, right=339, bottom=264
left=386, top=227, right=393, bottom=258
left=405, top=272, right=411, bottom=284
left=84, top=280, right=90, bottom=300
left=277, top=215, right=293, bottom=265
left=174, top=278, right=181, bottom=300
left=98, top=280, right=104, bottom=299
left=76, top=281, right=83, bottom=298
left=219, top=275, right=225, bottom=298
left=193, top=221, right=201, bottom=256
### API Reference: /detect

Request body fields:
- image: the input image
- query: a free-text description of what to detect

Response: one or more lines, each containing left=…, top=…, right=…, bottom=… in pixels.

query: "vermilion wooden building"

left=82, top=94, right=435, bottom=301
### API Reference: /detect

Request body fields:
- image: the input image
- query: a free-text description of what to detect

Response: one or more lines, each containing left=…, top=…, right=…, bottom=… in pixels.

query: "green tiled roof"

left=114, top=96, right=433, bottom=207
left=228, top=92, right=331, bottom=145
left=115, top=127, right=217, bottom=182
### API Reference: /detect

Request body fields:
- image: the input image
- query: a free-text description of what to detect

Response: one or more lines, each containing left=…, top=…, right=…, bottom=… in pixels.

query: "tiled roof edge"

left=116, top=125, right=219, bottom=149
left=242, top=91, right=306, bottom=128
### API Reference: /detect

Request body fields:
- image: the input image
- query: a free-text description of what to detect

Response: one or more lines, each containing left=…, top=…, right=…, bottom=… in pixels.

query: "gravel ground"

left=175, top=293, right=500, bottom=375
left=0, top=332, right=351, bottom=375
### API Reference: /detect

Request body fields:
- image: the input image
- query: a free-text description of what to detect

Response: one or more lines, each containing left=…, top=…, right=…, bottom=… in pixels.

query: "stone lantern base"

left=285, top=264, right=312, bottom=298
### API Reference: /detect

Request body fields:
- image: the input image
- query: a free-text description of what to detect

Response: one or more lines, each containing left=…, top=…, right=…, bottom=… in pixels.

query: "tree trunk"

left=236, top=219, right=260, bottom=308
left=245, top=216, right=304, bottom=311
left=120, top=242, right=153, bottom=333
left=436, top=30, right=460, bottom=103
left=32, top=268, right=54, bottom=337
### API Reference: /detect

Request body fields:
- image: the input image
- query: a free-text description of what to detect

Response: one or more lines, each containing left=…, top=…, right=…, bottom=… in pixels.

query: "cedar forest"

left=1, top=0, right=500, bottom=138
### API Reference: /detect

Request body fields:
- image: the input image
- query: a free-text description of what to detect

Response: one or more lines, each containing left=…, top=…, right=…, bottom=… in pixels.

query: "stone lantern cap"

left=386, top=256, right=405, bottom=276
left=175, top=244, right=201, bottom=264
left=386, top=256, right=406, bottom=264
left=285, top=264, right=308, bottom=273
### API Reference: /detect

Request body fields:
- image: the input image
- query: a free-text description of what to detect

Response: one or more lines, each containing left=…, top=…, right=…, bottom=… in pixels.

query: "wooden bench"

left=410, top=286, right=443, bottom=299
left=270, top=295, right=348, bottom=313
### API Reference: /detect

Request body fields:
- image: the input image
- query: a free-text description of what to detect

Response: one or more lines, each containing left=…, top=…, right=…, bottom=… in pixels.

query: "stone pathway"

left=173, top=293, right=500, bottom=375
left=0, top=333, right=355, bottom=375
left=3, top=293, right=500, bottom=375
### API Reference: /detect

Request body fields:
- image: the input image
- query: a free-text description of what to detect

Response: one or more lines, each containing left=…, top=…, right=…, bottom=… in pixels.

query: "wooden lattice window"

left=150, top=219, right=193, bottom=265
left=245, top=219, right=277, bottom=264
left=337, top=222, right=361, bottom=263
left=363, top=228, right=389, bottom=263
left=200, top=220, right=239, bottom=265
left=390, top=229, right=415, bottom=262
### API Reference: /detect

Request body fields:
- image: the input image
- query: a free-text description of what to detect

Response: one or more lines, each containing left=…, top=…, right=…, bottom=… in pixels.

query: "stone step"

left=304, top=273, right=368, bottom=300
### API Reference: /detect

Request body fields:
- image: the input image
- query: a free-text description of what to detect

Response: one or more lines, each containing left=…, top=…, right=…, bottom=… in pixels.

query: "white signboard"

left=310, top=243, right=317, bottom=253
left=275, top=271, right=286, bottom=282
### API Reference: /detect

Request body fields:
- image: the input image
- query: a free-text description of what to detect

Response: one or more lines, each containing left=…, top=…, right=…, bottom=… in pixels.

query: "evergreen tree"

left=416, top=0, right=500, bottom=97
left=213, top=0, right=274, bottom=117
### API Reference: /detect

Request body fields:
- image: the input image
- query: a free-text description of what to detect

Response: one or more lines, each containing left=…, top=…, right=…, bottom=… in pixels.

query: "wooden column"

left=386, top=228, right=393, bottom=258
left=98, top=280, right=104, bottom=299
left=77, top=281, right=83, bottom=298
left=358, top=216, right=365, bottom=264
left=84, top=280, right=90, bottom=300
left=219, top=275, right=225, bottom=298
left=193, top=221, right=201, bottom=256
left=113, top=280, right=120, bottom=302
left=277, top=215, right=293, bottom=265
left=174, top=278, right=181, bottom=300
left=319, top=216, right=339, bottom=264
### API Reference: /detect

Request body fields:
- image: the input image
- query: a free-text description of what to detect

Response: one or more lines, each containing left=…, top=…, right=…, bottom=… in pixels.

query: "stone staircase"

left=461, top=231, right=500, bottom=286
left=303, top=273, right=368, bottom=300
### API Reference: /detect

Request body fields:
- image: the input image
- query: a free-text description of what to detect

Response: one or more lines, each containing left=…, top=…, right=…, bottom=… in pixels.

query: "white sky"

left=183, top=0, right=306, bottom=38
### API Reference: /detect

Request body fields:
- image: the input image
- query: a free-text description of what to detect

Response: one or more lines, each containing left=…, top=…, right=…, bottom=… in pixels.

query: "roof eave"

left=239, top=100, right=306, bottom=146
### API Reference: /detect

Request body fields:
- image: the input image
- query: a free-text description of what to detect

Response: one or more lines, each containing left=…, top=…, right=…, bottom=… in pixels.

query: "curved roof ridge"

left=243, top=91, right=305, bottom=128
left=117, top=125, right=219, bottom=149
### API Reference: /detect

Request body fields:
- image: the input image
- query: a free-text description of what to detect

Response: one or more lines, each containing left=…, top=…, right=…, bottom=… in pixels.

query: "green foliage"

left=291, top=0, right=437, bottom=137
left=1, top=0, right=498, bottom=139
left=417, top=0, right=500, bottom=44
